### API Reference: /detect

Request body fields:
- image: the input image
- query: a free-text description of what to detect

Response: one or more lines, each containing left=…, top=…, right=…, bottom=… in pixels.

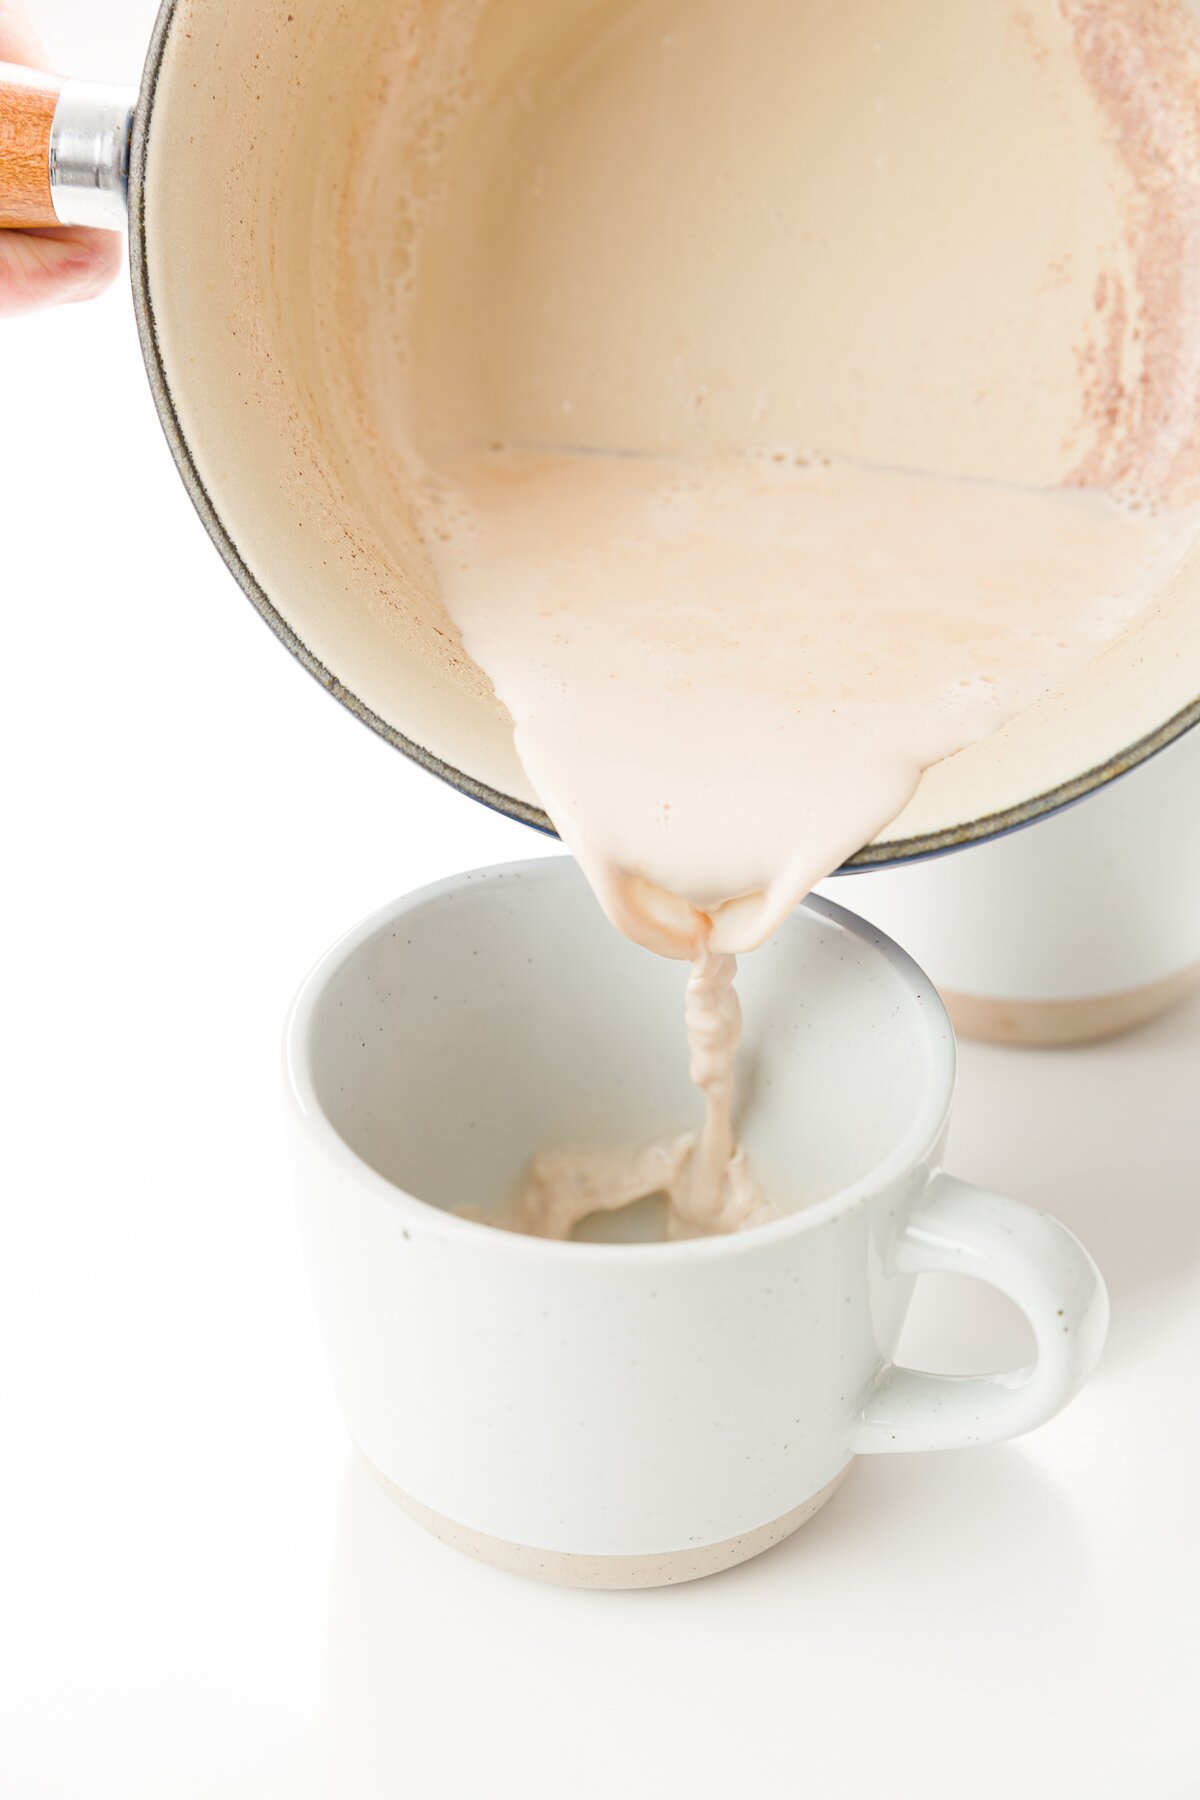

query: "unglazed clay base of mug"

left=363, top=1454, right=851, bottom=1589
left=943, top=961, right=1200, bottom=1046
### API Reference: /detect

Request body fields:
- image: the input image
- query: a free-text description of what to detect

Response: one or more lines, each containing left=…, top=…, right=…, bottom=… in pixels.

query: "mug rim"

left=283, top=857, right=958, bottom=1263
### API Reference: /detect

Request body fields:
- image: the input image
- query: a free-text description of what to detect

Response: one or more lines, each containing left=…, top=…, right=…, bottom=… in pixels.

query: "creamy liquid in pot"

left=382, top=0, right=1200, bottom=1239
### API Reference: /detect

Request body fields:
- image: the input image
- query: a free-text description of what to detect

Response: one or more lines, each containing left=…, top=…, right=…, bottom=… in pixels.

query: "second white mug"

left=827, top=726, right=1200, bottom=1045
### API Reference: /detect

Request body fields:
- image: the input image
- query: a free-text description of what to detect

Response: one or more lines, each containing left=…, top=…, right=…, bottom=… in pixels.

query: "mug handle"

left=851, top=1172, right=1109, bottom=1454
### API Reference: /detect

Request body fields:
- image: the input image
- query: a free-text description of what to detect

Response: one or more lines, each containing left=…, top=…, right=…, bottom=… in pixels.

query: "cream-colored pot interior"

left=131, top=0, right=1200, bottom=861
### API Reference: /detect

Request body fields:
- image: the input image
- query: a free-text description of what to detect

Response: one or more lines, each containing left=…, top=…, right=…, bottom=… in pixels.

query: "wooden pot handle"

left=0, top=62, right=64, bottom=229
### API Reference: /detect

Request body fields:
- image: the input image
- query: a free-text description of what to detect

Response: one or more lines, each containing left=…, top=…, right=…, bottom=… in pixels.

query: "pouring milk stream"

left=373, top=0, right=1200, bottom=1237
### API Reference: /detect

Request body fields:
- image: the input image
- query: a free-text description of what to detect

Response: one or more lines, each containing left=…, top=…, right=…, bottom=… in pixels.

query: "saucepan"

left=3, top=0, right=1198, bottom=867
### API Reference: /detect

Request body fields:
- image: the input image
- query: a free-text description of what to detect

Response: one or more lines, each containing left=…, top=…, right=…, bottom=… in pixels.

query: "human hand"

left=0, top=0, right=122, bottom=316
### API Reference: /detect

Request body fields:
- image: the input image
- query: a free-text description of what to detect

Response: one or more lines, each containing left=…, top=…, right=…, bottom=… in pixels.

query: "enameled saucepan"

left=3, top=0, right=1198, bottom=868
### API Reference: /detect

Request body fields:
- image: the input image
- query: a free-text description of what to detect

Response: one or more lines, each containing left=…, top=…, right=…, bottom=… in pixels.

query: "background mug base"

left=942, top=960, right=1200, bottom=1047
left=358, top=1453, right=851, bottom=1590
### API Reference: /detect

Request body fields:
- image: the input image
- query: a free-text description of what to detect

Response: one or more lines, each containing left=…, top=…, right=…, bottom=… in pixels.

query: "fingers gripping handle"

left=1, top=64, right=133, bottom=230
left=852, top=1173, right=1108, bottom=1454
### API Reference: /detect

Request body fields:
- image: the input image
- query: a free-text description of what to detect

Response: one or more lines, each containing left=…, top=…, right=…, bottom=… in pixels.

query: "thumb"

left=0, top=225, right=123, bottom=316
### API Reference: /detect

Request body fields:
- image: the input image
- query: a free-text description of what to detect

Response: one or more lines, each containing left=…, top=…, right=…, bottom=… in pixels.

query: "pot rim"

left=126, top=0, right=1200, bottom=871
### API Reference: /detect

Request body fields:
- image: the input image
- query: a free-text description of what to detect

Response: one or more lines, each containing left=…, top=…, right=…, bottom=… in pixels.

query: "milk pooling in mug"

left=367, top=0, right=1200, bottom=1237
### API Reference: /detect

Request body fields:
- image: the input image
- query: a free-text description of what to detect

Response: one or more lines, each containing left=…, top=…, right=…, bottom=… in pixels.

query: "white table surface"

left=2, top=5, right=1198, bottom=1796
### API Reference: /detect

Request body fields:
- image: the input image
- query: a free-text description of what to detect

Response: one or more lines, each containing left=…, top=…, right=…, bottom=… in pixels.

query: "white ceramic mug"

left=825, top=726, right=1200, bottom=1045
left=285, top=859, right=1108, bottom=1589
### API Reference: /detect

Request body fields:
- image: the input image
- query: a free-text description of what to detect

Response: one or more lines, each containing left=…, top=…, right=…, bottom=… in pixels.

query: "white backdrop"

left=1, top=4, right=1197, bottom=1796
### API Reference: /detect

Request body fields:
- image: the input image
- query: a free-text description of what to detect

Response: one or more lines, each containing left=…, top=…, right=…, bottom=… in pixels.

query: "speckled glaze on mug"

left=285, top=859, right=1107, bottom=1587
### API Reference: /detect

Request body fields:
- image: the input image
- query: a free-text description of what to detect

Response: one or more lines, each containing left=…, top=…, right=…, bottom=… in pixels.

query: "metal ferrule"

left=49, top=80, right=136, bottom=231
